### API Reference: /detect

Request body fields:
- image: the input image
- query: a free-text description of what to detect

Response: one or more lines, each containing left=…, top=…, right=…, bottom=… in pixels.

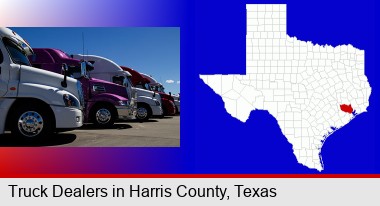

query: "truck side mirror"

left=80, top=61, right=87, bottom=77
left=81, top=61, right=94, bottom=72
left=61, top=63, right=68, bottom=88
left=169, top=92, right=172, bottom=96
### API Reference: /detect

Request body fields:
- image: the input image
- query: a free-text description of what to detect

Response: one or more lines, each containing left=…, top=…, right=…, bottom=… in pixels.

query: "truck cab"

left=29, top=48, right=136, bottom=127
left=72, top=54, right=163, bottom=121
left=150, top=78, right=180, bottom=114
left=171, top=93, right=180, bottom=114
left=140, top=73, right=177, bottom=115
left=120, top=66, right=163, bottom=120
left=0, top=28, right=83, bottom=140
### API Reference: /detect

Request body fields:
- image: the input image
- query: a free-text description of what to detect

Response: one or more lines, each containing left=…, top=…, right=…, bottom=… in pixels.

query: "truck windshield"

left=68, top=65, right=87, bottom=79
left=2, top=38, right=31, bottom=66
left=150, top=85, right=157, bottom=92
left=144, top=83, right=150, bottom=90
left=112, top=75, right=133, bottom=88
left=160, top=86, right=165, bottom=93
left=69, top=71, right=82, bottom=79
left=112, top=75, right=125, bottom=86
left=126, top=76, right=133, bottom=88
left=151, top=85, right=165, bottom=93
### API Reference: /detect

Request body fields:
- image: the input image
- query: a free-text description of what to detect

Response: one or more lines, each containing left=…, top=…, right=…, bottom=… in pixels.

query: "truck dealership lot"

left=0, top=116, right=180, bottom=147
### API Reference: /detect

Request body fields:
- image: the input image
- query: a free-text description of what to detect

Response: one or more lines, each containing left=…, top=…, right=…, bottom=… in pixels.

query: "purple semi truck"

left=29, top=48, right=137, bottom=127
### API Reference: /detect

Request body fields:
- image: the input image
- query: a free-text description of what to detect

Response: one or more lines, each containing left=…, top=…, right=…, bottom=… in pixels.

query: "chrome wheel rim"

left=18, top=111, right=44, bottom=137
left=137, top=107, right=148, bottom=119
left=96, top=108, right=112, bottom=124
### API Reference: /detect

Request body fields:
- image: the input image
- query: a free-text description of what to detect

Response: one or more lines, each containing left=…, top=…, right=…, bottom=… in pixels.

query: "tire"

left=92, top=104, right=116, bottom=127
left=10, top=104, right=53, bottom=141
left=136, top=104, right=152, bottom=122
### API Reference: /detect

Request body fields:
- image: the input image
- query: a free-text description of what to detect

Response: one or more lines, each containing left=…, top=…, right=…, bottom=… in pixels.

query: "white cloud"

left=166, top=80, right=175, bottom=84
left=177, top=81, right=180, bottom=84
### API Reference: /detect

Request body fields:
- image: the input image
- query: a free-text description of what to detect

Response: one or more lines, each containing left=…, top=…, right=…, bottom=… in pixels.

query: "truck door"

left=0, top=47, right=8, bottom=97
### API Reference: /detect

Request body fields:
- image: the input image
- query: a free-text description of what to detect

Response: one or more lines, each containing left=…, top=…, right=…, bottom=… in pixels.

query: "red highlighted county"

left=340, top=104, right=354, bottom=114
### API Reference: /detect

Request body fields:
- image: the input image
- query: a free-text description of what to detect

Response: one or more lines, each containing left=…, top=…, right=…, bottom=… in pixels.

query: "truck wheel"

left=136, top=104, right=151, bottom=122
left=92, top=105, right=115, bottom=127
left=11, top=105, right=53, bottom=140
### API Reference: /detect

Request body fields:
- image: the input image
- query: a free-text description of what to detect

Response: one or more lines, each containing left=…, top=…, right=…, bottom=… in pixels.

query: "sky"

left=11, top=27, right=180, bottom=94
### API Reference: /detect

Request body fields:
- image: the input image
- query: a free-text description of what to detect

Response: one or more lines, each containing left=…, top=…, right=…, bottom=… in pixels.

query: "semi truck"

left=71, top=54, right=163, bottom=121
left=29, top=48, right=137, bottom=127
left=0, top=28, right=83, bottom=140
left=172, top=93, right=180, bottom=114
left=140, top=73, right=178, bottom=115
left=122, top=67, right=176, bottom=116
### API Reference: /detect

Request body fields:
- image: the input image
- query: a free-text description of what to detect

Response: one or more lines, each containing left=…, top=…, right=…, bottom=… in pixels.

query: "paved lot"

left=0, top=116, right=180, bottom=147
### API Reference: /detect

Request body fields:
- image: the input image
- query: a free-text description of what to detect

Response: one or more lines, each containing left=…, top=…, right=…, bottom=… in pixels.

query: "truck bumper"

left=116, top=105, right=137, bottom=120
left=175, top=104, right=180, bottom=113
left=51, top=106, right=83, bottom=128
left=151, top=105, right=163, bottom=116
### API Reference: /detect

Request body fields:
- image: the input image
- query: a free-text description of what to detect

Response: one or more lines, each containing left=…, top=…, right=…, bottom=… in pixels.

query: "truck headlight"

left=63, top=94, right=80, bottom=108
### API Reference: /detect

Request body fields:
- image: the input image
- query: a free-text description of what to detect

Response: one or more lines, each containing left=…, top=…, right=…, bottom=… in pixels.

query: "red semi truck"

left=122, top=66, right=176, bottom=116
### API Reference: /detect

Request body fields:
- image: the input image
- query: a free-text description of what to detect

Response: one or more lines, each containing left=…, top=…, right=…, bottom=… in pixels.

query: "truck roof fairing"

left=72, top=54, right=132, bottom=77
left=0, top=27, right=34, bottom=56
left=140, top=73, right=162, bottom=86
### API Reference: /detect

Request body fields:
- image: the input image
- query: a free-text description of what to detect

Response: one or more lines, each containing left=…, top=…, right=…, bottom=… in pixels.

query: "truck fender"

left=86, top=93, right=128, bottom=117
left=0, top=98, right=16, bottom=134
left=88, top=93, right=128, bottom=105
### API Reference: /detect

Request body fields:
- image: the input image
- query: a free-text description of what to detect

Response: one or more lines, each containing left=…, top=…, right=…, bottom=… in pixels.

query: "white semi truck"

left=72, top=54, right=163, bottom=121
left=0, top=27, right=83, bottom=140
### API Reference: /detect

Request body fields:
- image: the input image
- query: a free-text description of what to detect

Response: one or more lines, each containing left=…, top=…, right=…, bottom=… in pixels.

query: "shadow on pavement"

left=0, top=133, right=77, bottom=147
left=142, top=119, right=159, bottom=123
left=151, top=116, right=174, bottom=119
left=80, top=123, right=132, bottom=130
left=121, top=119, right=159, bottom=123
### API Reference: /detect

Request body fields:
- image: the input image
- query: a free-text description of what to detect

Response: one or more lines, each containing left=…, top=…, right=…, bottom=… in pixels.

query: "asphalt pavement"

left=0, top=116, right=180, bottom=147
